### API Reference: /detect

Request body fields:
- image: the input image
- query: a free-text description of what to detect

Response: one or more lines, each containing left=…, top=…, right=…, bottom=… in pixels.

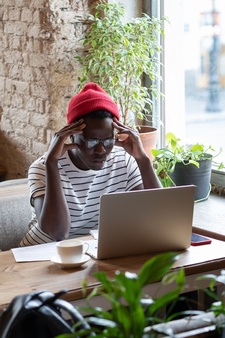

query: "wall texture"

left=0, top=0, right=95, bottom=179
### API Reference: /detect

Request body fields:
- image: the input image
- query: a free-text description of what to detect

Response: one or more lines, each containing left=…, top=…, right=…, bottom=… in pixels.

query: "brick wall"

left=0, top=0, right=95, bottom=179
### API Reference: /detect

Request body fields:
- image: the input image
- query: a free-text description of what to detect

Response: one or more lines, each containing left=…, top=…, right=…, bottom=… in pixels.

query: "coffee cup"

left=56, top=239, right=89, bottom=263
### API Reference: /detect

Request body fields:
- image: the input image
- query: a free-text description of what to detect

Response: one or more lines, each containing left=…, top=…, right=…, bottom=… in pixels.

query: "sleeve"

left=28, top=155, right=47, bottom=207
left=20, top=155, right=55, bottom=246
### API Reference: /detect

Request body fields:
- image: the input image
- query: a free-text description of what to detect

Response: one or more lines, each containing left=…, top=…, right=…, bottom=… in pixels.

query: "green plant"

left=152, top=132, right=224, bottom=188
left=197, top=270, right=225, bottom=333
left=57, top=252, right=187, bottom=338
left=56, top=252, right=225, bottom=338
left=74, top=2, right=165, bottom=129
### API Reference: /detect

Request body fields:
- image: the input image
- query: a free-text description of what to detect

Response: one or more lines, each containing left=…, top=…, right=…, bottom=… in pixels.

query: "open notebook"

left=87, top=185, right=195, bottom=260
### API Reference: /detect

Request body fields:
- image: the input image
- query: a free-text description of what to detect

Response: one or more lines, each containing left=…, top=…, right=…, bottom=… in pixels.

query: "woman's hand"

left=46, top=119, right=86, bottom=163
left=113, top=118, right=146, bottom=159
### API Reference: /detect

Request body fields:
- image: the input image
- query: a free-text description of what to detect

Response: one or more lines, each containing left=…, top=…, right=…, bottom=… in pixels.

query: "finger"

left=64, top=142, right=79, bottom=152
left=115, top=133, right=129, bottom=142
left=67, top=120, right=86, bottom=134
left=113, top=120, right=126, bottom=130
left=116, top=129, right=139, bottom=143
left=59, top=119, right=84, bottom=132
left=68, top=119, right=85, bottom=129
left=113, top=123, right=130, bottom=137
left=113, top=120, right=136, bottom=135
left=115, top=139, right=127, bottom=148
left=57, top=121, right=86, bottom=138
left=68, top=123, right=86, bottom=135
left=113, top=117, right=135, bottom=130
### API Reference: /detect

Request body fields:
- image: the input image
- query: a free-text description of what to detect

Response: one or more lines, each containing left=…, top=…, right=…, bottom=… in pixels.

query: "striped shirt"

left=19, top=147, right=142, bottom=246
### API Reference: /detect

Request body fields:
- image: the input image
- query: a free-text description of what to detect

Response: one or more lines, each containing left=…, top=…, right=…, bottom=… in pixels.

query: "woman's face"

left=72, top=116, right=115, bottom=170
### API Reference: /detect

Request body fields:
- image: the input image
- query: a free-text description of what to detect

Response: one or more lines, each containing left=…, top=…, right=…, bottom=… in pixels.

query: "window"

left=162, top=0, right=225, bottom=186
left=118, top=0, right=224, bottom=188
left=184, top=1, right=224, bottom=159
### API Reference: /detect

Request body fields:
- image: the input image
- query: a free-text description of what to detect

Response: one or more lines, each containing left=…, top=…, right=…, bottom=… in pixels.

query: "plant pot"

left=169, top=155, right=212, bottom=201
left=139, top=126, right=158, bottom=162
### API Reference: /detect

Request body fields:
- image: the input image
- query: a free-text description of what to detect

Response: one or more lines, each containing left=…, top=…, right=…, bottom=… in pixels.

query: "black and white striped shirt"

left=19, top=147, right=142, bottom=246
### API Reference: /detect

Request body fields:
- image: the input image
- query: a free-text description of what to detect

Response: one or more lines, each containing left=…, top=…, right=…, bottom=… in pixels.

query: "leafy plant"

left=152, top=132, right=224, bottom=188
left=57, top=252, right=187, bottom=338
left=74, top=2, right=165, bottom=129
left=197, top=270, right=225, bottom=332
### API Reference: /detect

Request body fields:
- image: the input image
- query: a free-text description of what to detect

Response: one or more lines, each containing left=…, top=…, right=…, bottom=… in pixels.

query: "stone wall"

left=0, top=0, right=95, bottom=179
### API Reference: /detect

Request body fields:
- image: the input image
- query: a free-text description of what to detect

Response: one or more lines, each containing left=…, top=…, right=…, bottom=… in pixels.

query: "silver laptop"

left=87, top=185, right=195, bottom=260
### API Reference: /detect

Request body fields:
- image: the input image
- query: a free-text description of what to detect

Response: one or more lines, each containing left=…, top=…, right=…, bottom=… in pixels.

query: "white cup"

left=56, top=239, right=89, bottom=263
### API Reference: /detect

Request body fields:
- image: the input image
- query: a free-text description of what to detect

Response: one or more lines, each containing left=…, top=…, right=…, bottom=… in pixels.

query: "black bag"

left=0, top=289, right=91, bottom=338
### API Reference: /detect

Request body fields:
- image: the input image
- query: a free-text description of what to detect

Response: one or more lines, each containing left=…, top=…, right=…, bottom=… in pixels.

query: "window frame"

left=152, top=0, right=225, bottom=191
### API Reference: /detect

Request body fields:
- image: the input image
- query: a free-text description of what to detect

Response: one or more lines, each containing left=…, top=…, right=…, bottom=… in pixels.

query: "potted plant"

left=56, top=252, right=225, bottom=338
left=57, top=252, right=187, bottom=337
left=152, top=132, right=224, bottom=201
left=74, top=2, right=165, bottom=159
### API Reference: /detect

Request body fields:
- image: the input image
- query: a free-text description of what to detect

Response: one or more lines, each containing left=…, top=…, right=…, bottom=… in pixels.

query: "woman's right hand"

left=46, top=119, right=86, bottom=162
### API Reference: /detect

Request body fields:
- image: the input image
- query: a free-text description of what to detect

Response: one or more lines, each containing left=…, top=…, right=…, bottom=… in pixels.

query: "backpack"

left=0, top=289, right=92, bottom=338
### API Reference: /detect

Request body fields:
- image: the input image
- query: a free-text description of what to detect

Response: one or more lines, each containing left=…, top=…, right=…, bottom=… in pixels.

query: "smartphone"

left=191, top=233, right=212, bottom=246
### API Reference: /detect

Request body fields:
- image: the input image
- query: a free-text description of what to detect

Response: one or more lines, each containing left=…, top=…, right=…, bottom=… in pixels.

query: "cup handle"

left=83, top=242, right=89, bottom=254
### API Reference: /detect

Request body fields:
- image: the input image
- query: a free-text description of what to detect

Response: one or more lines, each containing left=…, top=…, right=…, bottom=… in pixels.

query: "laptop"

left=86, top=185, right=196, bottom=260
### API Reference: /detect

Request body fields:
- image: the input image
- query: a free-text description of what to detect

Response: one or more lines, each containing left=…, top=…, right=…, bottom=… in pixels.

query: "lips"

left=93, top=157, right=106, bottom=163
left=93, top=160, right=105, bottom=166
left=92, top=157, right=106, bottom=168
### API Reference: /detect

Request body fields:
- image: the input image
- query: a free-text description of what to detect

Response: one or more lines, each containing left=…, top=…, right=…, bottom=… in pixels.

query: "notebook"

left=86, top=185, right=196, bottom=260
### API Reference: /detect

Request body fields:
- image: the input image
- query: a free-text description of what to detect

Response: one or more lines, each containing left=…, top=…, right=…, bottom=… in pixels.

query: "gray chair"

left=0, top=178, right=31, bottom=251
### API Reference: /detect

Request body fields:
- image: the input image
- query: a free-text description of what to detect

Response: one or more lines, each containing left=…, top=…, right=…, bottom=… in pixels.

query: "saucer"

left=51, top=254, right=90, bottom=268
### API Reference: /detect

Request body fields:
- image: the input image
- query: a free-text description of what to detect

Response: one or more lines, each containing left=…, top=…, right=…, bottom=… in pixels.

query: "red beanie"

left=67, top=82, right=120, bottom=124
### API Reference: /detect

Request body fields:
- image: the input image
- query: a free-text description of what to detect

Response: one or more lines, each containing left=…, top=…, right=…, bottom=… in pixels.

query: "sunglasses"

left=78, top=135, right=115, bottom=149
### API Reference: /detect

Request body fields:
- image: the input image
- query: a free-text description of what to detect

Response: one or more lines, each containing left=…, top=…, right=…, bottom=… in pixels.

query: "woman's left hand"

left=113, top=118, right=146, bottom=159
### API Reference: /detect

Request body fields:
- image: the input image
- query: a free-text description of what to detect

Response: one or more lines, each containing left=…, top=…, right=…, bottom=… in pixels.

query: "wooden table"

left=1, top=237, right=225, bottom=312
left=193, top=193, right=225, bottom=240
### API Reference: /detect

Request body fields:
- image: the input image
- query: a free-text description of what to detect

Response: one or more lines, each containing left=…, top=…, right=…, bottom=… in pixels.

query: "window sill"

left=211, top=169, right=225, bottom=196
left=193, top=192, right=225, bottom=240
